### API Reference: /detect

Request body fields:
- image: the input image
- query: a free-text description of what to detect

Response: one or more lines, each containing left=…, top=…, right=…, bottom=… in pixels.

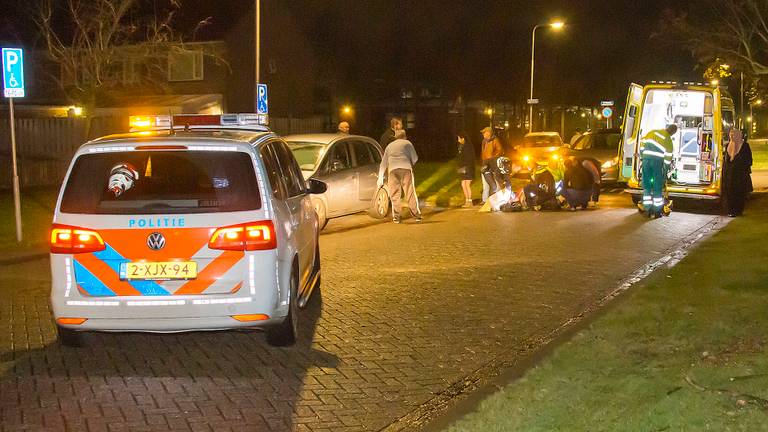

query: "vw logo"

left=146, top=232, right=166, bottom=251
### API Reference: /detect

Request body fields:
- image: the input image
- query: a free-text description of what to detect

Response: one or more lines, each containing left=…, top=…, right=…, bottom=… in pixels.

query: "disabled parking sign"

left=257, top=83, right=268, bottom=114
left=2, top=48, right=25, bottom=98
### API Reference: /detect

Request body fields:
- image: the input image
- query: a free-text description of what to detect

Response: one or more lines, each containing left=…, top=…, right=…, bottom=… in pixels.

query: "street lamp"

left=485, top=107, right=494, bottom=127
left=529, top=20, right=565, bottom=133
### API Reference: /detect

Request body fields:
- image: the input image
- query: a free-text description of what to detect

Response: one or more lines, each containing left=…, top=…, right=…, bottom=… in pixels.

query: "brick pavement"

left=0, top=197, right=720, bottom=431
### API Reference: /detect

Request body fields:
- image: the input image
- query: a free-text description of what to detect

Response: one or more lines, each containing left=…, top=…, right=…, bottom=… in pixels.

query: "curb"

left=381, top=215, right=728, bottom=432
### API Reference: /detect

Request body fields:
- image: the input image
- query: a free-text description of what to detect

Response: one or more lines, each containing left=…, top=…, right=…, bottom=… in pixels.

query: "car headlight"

left=602, top=157, right=618, bottom=169
left=551, top=153, right=560, bottom=161
left=522, top=155, right=530, bottom=162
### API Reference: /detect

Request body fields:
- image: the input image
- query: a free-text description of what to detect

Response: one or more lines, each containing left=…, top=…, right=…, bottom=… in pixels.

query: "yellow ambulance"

left=619, top=81, right=736, bottom=203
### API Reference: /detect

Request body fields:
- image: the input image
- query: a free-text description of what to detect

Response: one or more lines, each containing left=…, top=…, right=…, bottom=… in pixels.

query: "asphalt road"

left=0, top=192, right=724, bottom=432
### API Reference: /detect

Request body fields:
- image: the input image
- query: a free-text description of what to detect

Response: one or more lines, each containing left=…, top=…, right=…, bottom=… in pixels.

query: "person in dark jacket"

left=379, top=116, right=403, bottom=149
left=722, top=128, right=753, bottom=217
left=456, top=132, right=476, bottom=207
left=562, top=158, right=593, bottom=210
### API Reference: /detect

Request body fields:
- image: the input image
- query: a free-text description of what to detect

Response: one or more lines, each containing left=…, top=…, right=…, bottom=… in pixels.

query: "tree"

left=665, top=0, right=768, bottom=91
left=35, top=0, right=214, bottom=115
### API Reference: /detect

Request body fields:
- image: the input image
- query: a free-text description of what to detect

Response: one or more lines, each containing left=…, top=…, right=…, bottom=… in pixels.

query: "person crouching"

left=562, top=158, right=593, bottom=210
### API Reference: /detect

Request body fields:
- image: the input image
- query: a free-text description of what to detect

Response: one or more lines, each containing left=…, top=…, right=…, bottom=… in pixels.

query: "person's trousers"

left=387, top=168, right=421, bottom=219
left=563, top=188, right=591, bottom=208
left=641, top=156, right=665, bottom=209
left=591, top=183, right=601, bottom=202
left=481, top=159, right=492, bottom=201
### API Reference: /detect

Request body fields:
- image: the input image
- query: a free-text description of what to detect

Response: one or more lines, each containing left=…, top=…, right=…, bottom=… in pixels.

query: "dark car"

left=564, top=128, right=622, bottom=182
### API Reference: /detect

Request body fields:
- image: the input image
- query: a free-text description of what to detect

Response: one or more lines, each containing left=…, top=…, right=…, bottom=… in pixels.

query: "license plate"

left=121, top=261, right=197, bottom=280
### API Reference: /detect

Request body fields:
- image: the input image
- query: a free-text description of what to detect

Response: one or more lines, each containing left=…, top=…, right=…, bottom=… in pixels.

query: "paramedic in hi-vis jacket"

left=639, top=124, right=677, bottom=217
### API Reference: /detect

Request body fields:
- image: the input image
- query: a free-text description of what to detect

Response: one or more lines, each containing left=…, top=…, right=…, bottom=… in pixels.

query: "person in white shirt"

left=377, top=129, right=421, bottom=223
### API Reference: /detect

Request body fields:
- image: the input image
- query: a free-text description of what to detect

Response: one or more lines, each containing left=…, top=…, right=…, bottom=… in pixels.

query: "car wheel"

left=267, top=265, right=299, bottom=347
left=57, top=326, right=83, bottom=347
left=368, top=187, right=390, bottom=219
left=313, top=199, right=328, bottom=230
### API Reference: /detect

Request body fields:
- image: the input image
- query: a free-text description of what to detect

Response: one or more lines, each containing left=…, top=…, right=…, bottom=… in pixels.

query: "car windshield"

left=573, top=134, right=621, bottom=150
left=287, top=142, right=326, bottom=171
left=522, top=135, right=561, bottom=147
left=60, top=150, right=261, bottom=214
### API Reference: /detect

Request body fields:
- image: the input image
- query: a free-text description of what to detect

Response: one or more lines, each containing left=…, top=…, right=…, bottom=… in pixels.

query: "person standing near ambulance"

left=378, top=129, right=422, bottom=223
left=639, top=124, right=676, bottom=217
left=480, top=127, right=503, bottom=202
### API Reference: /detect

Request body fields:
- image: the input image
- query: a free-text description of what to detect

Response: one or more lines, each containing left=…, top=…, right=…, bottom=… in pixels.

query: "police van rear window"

left=60, top=151, right=261, bottom=214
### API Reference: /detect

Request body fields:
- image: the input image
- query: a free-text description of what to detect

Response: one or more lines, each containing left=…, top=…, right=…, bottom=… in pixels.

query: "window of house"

left=168, top=49, right=204, bottom=82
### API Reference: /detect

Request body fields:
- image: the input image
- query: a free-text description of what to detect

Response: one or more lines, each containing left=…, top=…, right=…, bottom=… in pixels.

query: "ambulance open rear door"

left=618, top=83, right=643, bottom=182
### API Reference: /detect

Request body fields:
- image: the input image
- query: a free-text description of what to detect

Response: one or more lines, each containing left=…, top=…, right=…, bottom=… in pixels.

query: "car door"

left=321, top=140, right=358, bottom=216
left=271, top=140, right=314, bottom=286
left=349, top=139, right=380, bottom=207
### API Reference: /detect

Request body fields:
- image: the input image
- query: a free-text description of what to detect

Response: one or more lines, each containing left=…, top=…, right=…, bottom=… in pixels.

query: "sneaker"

left=393, top=218, right=401, bottom=224
left=415, top=216, right=423, bottom=223
left=462, top=200, right=473, bottom=208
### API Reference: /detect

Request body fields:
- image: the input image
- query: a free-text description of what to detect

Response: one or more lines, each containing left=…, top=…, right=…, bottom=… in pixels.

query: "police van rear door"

left=55, top=145, right=266, bottom=297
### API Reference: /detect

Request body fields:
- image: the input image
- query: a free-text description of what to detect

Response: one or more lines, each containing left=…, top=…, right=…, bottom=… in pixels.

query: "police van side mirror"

left=307, top=178, right=327, bottom=195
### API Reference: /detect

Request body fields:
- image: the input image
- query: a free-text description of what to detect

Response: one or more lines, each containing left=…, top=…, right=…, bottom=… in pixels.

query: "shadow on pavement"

left=0, top=289, right=336, bottom=431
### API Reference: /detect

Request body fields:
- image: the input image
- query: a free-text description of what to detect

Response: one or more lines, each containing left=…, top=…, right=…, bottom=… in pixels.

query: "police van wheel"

left=267, top=266, right=299, bottom=347
left=57, top=326, right=83, bottom=347
left=368, top=187, right=390, bottom=219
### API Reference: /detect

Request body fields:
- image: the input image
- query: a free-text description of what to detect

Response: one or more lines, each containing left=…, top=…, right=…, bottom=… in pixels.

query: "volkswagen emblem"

left=147, top=232, right=166, bottom=251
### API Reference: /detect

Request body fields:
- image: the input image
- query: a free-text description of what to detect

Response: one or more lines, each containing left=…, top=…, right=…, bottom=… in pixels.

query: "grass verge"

left=446, top=194, right=768, bottom=431
left=0, top=188, right=58, bottom=252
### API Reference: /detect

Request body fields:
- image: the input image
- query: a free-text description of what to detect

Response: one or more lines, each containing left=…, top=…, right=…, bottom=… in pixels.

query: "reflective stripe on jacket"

left=640, top=130, right=674, bottom=165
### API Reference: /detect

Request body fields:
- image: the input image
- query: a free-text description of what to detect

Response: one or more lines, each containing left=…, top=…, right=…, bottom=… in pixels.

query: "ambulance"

left=50, top=114, right=326, bottom=347
left=619, top=82, right=736, bottom=203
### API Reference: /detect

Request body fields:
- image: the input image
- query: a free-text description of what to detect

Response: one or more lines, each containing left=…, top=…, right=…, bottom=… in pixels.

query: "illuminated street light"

left=529, top=19, right=566, bottom=133
left=342, top=105, right=352, bottom=115
left=710, top=79, right=719, bottom=86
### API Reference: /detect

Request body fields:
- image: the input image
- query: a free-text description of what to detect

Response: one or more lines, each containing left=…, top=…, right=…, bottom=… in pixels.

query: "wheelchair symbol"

left=8, top=74, right=18, bottom=88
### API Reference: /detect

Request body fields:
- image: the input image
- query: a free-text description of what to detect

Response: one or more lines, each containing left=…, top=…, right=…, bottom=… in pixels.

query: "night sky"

left=0, top=0, right=699, bottom=106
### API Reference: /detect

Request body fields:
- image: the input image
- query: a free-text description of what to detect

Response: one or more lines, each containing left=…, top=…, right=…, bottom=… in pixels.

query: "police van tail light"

left=50, top=224, right=106, bottom=254
left=209, top=220, right=277, bottom=251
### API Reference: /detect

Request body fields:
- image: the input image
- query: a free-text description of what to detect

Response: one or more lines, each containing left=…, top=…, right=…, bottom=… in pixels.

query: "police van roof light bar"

left=129, top=114, right=269, bottom=132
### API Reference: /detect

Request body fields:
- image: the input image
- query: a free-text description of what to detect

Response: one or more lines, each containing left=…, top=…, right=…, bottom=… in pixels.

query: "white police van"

left=50, top=114, right=326, bottom=347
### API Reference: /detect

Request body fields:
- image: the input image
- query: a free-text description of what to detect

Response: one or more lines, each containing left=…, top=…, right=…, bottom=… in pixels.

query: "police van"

left=50, top=114, right=326, bottom=347
left=619, top=82, right=736, bottom=202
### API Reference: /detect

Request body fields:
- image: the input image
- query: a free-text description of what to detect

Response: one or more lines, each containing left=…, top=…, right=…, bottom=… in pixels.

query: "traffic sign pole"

left=9, top=97, right=22, bottom=242
left=3, top=47, right=25, bottom=243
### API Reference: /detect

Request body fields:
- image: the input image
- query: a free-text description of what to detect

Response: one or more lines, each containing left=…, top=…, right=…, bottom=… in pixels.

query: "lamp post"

left=529, top=20, right=564, bottom=133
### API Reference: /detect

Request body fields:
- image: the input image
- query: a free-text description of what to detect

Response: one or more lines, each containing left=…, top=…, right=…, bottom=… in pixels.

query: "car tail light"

left=50, top=224, right=106, bottom=254
left=209, top=220, right=277, bottom=251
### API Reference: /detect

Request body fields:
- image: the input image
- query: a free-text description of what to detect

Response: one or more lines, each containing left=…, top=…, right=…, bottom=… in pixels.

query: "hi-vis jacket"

left=640, top=129, right=674, bottom=167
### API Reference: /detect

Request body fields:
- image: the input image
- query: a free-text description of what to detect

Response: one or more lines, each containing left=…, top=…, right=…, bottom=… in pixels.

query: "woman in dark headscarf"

left=456, top=131, right=476, bottom=207
left=722, top=128, right=753, bottom=216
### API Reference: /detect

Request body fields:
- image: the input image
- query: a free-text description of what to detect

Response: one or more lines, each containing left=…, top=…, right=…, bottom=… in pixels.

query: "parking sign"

left=257, top=83, right=268, bottom=114
left=2, top=48, right=25, bottom=98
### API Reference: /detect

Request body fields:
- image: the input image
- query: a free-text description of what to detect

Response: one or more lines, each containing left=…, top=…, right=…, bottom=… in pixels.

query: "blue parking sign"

left=2, top=48, right=25, bottom=98
left=257, top=83, right=268, bottom=114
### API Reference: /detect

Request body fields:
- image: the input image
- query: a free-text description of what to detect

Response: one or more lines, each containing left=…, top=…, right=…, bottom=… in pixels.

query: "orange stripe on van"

left=174, top=251, right=244, bottom=295
left=230, top=282, right=243, bottom=294
left=98, top=228, right=214, bottom=261
left=75, top=255, right=142, bottom=296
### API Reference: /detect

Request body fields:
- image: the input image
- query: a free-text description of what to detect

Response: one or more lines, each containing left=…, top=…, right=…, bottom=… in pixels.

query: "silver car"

left=285, top=134, right=389, bottom=229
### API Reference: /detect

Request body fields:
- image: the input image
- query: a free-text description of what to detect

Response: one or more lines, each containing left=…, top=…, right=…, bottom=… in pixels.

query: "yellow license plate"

left=123, top=261, right=197, bottom=280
